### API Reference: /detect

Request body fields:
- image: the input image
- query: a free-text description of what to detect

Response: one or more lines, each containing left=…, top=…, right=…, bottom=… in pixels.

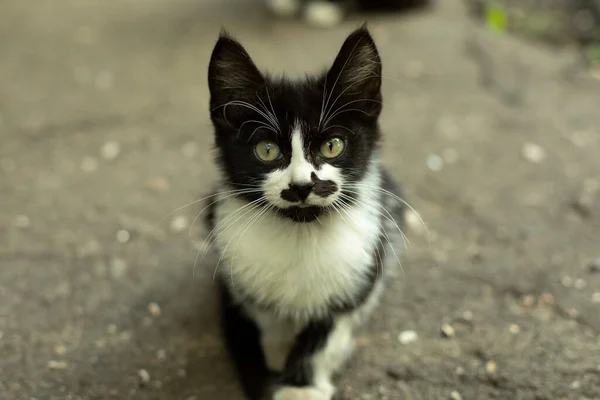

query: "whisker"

left=188, top=188, right=263, bottom=236
left=157, top=188, right=260, bottom=226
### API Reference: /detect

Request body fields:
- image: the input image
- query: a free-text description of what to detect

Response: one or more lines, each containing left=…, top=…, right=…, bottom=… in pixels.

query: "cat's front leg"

left=272, top=315, right=354, bottom=400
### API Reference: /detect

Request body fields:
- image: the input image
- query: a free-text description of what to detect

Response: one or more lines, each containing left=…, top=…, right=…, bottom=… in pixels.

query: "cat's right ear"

left=208, top=31, right=264, bottom=112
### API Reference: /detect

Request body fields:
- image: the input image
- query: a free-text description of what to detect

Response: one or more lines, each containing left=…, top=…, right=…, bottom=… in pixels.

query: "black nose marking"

left=281, top=182, right=315, bottom=202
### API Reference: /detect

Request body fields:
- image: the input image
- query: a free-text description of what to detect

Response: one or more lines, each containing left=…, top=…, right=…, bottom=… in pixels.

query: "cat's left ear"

left=208, top=30, right=265, bottom=114
left=325, top=25, right=382, bottom=118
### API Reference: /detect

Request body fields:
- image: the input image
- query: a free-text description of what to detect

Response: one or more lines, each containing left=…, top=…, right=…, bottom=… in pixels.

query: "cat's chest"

left=214, top=199, right=381, bottom=315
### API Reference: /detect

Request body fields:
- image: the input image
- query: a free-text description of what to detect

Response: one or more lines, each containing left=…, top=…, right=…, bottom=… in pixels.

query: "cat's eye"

left=320, top=137, right=345, bottom=159
left=255, top=140, right=281, bottom=162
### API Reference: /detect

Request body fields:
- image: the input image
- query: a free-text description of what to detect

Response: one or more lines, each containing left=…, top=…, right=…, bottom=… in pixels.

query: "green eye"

left=320, top=137, right=345, bottom=159
left=255, top=140, right=281, bottom=161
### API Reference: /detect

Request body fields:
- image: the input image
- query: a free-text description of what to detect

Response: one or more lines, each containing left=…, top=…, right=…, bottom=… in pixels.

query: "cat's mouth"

left=276, top=205, right=328, bottom=223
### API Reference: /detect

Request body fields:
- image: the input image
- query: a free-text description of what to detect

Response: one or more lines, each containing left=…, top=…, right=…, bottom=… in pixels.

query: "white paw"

left=266, top=0, right=301, bottom=18
left=303, top=1, right=345, bottom=28
left=273, top=384, right=335, bottom=400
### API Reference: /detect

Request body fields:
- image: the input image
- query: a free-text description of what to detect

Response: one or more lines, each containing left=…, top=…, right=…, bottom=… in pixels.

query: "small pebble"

left=405, top=210, right=425, bottom=235
left=156, top=349, right=167, bottom=362
left=13, top=215, right=31, bottom=228
left=462, top=310, right=474, bottom=322
left=116, top=229, right=131, bottom=243
left=588, top=258, right=600, bottom=273
left=53, top=344, right=67, bottom=355
left=569, top=380, right=581, bottom=390
left=540, top=292, right=555, bottom=305
left=521, top=142, right=546, bottom=163
left=508, top=324, right=521, bottom=334
left=455, top=367, right=465, bottom=376
left=440, top=323, right=455, bottom=338
left=567, top=308, right=579, bottom=318
left=170, top=216, right=188, bottom=233
left=485, top=360, right=497, bottom=374
left=148, top=302, right=162, bottom=317
left=592, top=292, right=600, bottom=303
left=426, top=154, right=444, bottom=172
left=48, top=360, right=68, bottom=370
left=107, top=324, right=118, bottom=334
left=561, top=275, right=574, bottom=287
left=110, top=258, right=127, bottom=279
left=138, top=369, right=151, bottom=384
left=522, top=295, right=536, bottom=307
left=81, top=156, right=98, bottom=172
left=100, top=141, right=120, bottom=161
left=574, top=279, right=586, bottom=290
left=397, top=330, right=418, bottom=345
left=450, top=390, right=463, bottom=400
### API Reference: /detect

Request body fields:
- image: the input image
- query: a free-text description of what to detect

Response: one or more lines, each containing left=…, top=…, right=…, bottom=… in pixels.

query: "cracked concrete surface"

left=1, top=0, right=600, bottom=399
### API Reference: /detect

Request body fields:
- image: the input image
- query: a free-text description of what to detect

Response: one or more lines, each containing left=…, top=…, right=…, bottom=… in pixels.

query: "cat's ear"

left=325, top=25, right=382, bottom=117
left=208, top=30, right=264, bottom=111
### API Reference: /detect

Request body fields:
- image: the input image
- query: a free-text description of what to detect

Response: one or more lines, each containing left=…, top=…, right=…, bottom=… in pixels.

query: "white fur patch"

left=303, top=1, right=344, bottom=28
left=215, top=157, right=383, bottom=321
left=273, top=385, right=334, bottom=400
left=262, top=124, right=342, bottom=209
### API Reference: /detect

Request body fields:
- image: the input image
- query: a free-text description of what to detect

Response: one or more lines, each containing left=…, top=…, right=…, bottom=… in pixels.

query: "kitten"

left=266, top=0, right=432, bottom=28
left=206, top=26, right=405, bottom=400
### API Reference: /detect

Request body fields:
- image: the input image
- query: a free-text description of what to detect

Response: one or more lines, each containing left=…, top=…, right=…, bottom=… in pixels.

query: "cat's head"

left=208, top=26, right=383, bottom=222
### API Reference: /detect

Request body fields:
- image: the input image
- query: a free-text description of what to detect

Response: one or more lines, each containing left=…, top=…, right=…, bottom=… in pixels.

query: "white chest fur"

left=213, top=190, right=383, bottom=320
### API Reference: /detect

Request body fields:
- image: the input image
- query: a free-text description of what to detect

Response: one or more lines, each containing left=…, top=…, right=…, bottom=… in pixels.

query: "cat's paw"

left=303, top=1, right=345, bottom=28
left=273, top=384, right=334, bottom=400
left=266, top=0, right=301, bottom=18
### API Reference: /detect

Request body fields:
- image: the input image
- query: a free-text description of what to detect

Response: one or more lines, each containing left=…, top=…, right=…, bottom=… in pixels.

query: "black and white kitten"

left=206, top=26, right=405, bottom=400
left=267, top=0, right=432, bottom=28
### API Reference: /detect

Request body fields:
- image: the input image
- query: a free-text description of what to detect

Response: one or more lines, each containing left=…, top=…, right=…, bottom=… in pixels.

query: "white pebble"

left=574, top=279, right=586, bottom=290
left=440, top=323, right=455, bottom=338
left=462, top=310, right=474, bottom=321
left=521, top=142, right=546, bottom=163
left=107, top=324, right=118, bottom=334
left=13, top=215, right=31, bottom=228
left=508, top=324, right=521, bottom=334
left=100, top=141, right=120, bottom=161
left=591, top=292, right=600, bottom=303
left=148, top=302, right=162, bottom=317
left=397, top=330, right=418, bottom=345
left=561, top=275, right=573, bottom=287
left=450, top=391, right=463, bottom=400
left=138, top=369, right=151, bottom=384
left=569, top=380, right=580, bottom=390
left=170, top=216, right=188, bottom=233
left=110, top=258, right=127, bottom=279
left=81, top=156, right=98, bottom=172
left=405, top=210, right=425, bottom=235
left=156, top=349, right=167, bottom=362
left=116, top=230, right=131, bottom=243
left=48, top=360, right=68, bottom=370
left=426, top=154, right=444, bottom=172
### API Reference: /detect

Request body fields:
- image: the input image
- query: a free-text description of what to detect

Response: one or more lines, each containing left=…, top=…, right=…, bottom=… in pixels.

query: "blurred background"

left=1, top=0, right=599, bottom=399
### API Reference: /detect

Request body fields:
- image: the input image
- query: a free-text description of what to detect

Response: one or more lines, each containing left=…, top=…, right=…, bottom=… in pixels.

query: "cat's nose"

left=285, top=182, right=315, bottom=202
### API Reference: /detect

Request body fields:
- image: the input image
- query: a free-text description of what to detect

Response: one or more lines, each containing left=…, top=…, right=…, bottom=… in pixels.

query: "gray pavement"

left=1, top=1, right=600, bottom=399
